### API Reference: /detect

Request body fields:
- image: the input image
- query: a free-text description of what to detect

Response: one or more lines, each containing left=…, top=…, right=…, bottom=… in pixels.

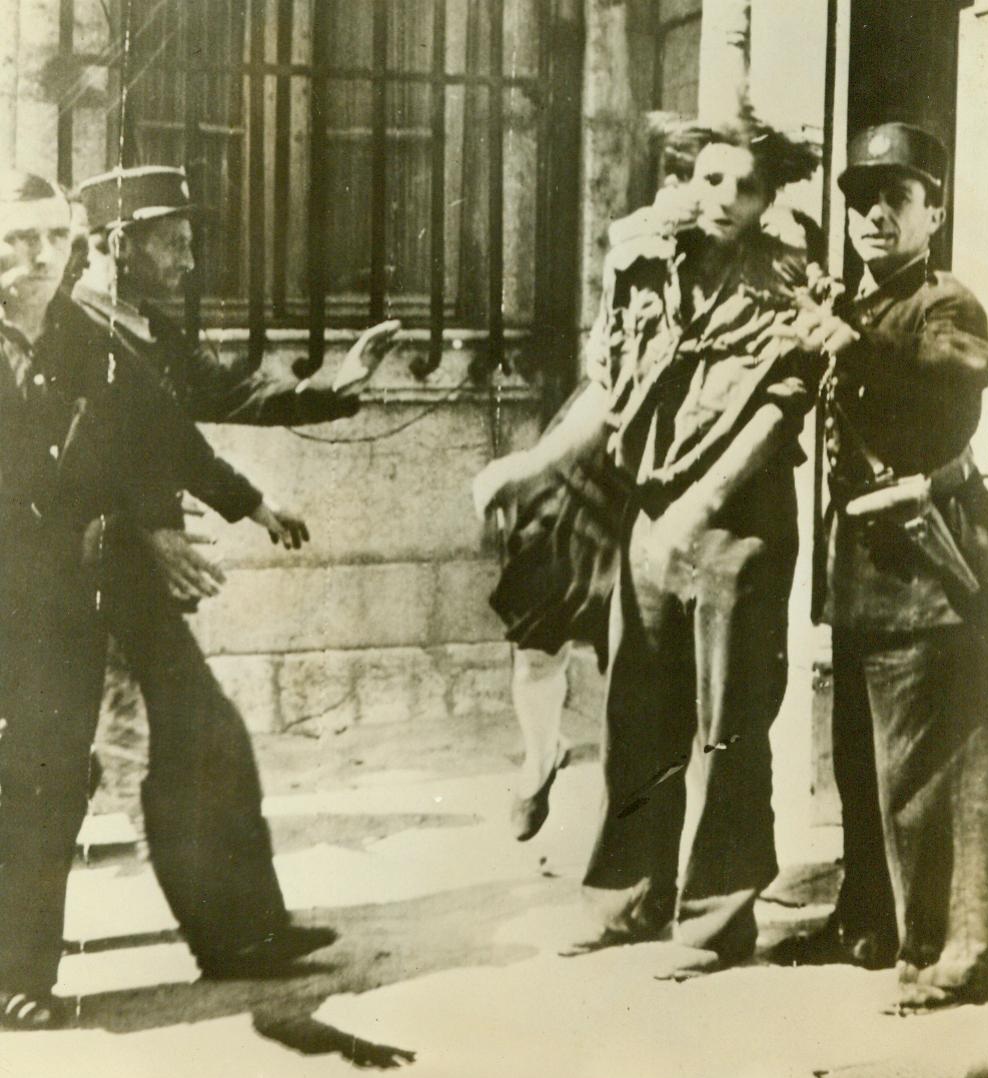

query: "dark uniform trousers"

left=0, top=522, right=106, bottom=996
left=833, top=626, right=988, bottom=987
left=829, top=634, right=897, bottom=954
left=0, top=293, right=284, bottom=993
left=583, top=473, right=796, bottom=956
left=71, top=289, right=360, bottom=960
left=101, top=531, right=288, bottom=961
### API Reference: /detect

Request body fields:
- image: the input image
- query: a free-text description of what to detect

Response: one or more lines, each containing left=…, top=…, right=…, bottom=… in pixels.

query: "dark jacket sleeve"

left=150, top=309, right=361, bottom=426
left=842, top=284, right=988, bottom=397
left=115, top=349, right=264, bottom=525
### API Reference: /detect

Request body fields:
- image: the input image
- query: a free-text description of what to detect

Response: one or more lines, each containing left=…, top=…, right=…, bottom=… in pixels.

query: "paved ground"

left=5, top=695, right=988, bottom=1078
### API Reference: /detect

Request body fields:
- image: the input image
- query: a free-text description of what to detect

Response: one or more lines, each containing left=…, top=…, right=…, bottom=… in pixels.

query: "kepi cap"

left=838, top=122, right=947, bottom=196
left=76, top=165, right=194, bottom=232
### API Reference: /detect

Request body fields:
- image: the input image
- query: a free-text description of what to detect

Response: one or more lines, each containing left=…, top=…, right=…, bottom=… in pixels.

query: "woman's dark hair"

left=648, top=101, right=821, bottom=195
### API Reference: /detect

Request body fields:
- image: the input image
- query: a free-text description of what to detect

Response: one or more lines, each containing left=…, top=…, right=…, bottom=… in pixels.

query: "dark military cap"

left=76, top=165, right=193, bottom=232
left=838, top=122, right=948, bottom=196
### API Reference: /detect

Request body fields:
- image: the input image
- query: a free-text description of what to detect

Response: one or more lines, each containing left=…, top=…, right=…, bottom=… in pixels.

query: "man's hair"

left=648, top=101, right=821, bottom=196
left=918, top=177, right=944, bottom=209
left=0, top=169, right=65, bottom=206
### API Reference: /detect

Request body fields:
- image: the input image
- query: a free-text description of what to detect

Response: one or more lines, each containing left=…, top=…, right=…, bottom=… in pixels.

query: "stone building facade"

left=2, top=0, right=983, bottom=827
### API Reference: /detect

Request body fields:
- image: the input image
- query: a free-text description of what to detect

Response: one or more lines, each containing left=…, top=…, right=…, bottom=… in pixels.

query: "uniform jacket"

left=0, top=294, right=260, bottom=593
left=68, top=288, right=264, bottom=529
left=824, top=257, right=988, bottom=631
left=74, top=284, right=360, bottom=426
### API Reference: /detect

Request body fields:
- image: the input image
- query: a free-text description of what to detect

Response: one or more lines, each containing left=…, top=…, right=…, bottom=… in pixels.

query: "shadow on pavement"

left=252, top=1009, right=416, bottom=1067
left=69, top=876, right=571, bottom=1061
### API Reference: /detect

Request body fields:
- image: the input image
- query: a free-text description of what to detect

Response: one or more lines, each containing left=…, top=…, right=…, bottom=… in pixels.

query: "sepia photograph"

left=1, top=0, right=988, bottom=1074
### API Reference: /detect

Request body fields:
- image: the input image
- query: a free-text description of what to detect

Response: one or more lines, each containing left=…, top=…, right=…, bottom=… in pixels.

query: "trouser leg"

left=0, top=576, right=106, bottom=996
left=830, top=631, right=897, bottom=953
left=104, top=550, right=287, bottom=960
left=582, top=522, right=694, bottom=937
left=674, top=531, right=786, bottom=959
left=512, top=644, right=570, bottom=797
left=864, top=628, right=988, bottom=999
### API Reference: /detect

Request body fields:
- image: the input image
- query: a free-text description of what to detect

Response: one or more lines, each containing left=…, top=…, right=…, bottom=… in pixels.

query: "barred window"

left=76, top=0, right=585, bottom=373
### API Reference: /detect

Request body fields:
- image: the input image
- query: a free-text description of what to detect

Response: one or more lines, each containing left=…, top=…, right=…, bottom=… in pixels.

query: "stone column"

left=697, top=0, right=750, bottom=125
left=0, top=0, right=22, bottom=164
left=13, top=0, right=60, bottom=176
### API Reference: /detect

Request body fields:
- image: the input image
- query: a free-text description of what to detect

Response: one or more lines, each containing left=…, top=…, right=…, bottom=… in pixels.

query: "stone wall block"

left=445, top=641, right=513, bottom=719
left=355, top=648, right=448, bottom=726
left=206, top=654, right=280, bottom=734
left=277, top=651, right=358, bottom=734
left=432, top=561, right=505, bottom=645
left=190, top=564, right=438, bottom=654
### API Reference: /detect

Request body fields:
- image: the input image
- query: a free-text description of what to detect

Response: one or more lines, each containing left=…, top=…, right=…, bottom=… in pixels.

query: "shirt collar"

left=856, top=253, right=927, bottom=300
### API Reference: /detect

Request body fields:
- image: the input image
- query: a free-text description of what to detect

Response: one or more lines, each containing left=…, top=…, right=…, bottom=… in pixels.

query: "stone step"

left=75, top=812, right=141, bottom=864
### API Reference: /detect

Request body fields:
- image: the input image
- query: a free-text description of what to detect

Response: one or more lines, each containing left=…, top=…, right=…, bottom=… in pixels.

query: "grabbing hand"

left=770, top=295, right=859, bottom=357
left=605, top=183, right=699, bottom=280
left=250, top=501, right=311, bottom=549
left=145, top=528, right=226, bottom=602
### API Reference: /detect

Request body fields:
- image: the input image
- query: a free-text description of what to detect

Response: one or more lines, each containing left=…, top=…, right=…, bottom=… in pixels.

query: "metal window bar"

left=272, top=0, right=295, bottom=319
left=183, top=0, right=204, bottom=346
left=57, top=0, right=74, bottom=187
left=369, top=0, right=389, bottom=323
left=248, top=0, right=267, bottom=365
left=488, top=0, right=505, bottom=374
left=428, top=0, right=448, bottom=373
left=532, top=0, right=553, bottom=340
left=306, top=0, right=329, bottom=375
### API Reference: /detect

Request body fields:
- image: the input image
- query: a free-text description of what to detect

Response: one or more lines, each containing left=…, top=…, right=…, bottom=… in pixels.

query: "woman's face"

left=691, top=143, right=771, bottom=244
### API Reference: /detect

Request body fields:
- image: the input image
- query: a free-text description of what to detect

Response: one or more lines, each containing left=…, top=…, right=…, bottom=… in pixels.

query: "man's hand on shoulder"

left=144, top=527, right=226, bottom=601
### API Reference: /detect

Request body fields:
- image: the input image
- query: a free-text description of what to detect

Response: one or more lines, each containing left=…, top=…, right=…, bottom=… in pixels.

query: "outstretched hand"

left=250, top=501, right=311, bottom=549
left=330, top=318, right=402, bottom=397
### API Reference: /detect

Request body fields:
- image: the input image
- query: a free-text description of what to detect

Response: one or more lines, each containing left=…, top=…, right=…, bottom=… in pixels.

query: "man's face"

left=122, top=214, right=195, bottom=297
left=0, top=195, right=72, bottom=311
left=691, top=143, right=771, bottom=244
left=845, top=171, right=944, bottom=276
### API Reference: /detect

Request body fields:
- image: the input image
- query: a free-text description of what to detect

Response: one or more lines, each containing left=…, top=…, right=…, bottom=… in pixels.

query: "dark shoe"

left=199, top=924, right=339, bottom=980
left=510, top=744, right=571, bottom=842
left=0, top=990, right=66, bottom=1031
left=768, top=916, right=896, bottom=970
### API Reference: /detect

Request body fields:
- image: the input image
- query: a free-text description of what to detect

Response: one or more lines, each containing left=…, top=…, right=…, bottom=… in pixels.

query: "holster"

left=901, top=499, right=981, bottom=598
left=844, top=447, right=982, bottom=599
